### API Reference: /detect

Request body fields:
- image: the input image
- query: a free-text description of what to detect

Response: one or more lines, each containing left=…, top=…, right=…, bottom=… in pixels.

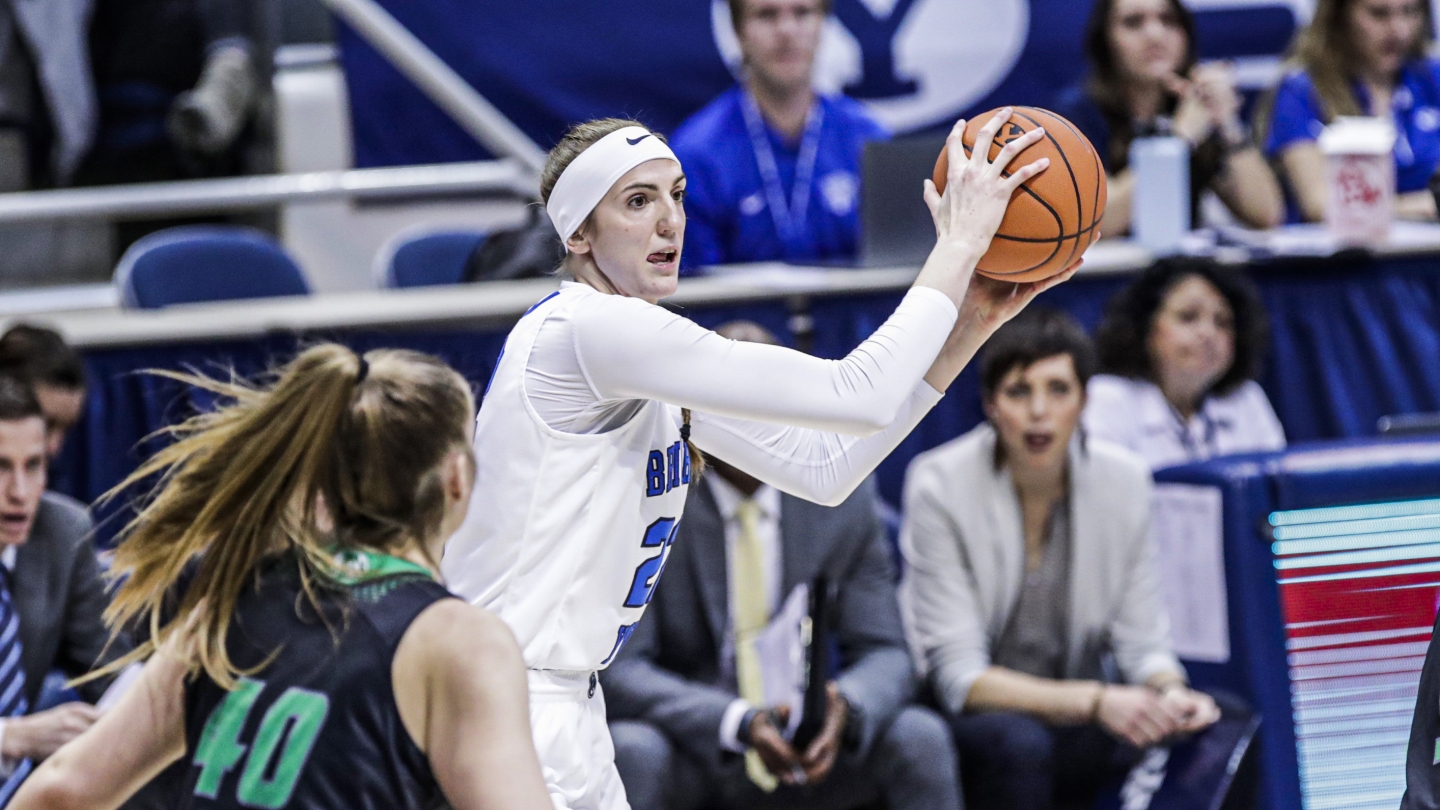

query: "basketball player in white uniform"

left=443, top=110, right=1077, bottom=810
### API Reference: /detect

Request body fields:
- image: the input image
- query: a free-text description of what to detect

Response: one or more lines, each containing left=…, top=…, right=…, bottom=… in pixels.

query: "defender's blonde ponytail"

left=90, top=344, right=474, bottom=689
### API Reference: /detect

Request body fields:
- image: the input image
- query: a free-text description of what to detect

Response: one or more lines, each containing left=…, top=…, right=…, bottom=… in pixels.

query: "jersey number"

left=602, top=518, right=682, bottom=665
left=623, top=517, right=680, bottom=608
left=192, top=677, right=332, bottom=809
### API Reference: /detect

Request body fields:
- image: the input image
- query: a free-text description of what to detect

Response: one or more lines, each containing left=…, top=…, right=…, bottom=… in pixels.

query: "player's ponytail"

left=87, top=344, right=474, bottom=689
left=680, top=408, right=705, bottom=479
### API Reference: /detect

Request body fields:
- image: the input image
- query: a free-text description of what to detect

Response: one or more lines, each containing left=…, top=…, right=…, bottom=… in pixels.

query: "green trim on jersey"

left=328, top=548, right=436, bottom=586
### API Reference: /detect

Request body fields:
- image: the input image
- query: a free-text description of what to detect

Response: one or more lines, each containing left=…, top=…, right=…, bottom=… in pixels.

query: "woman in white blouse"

left=1083, top=258, right=1285, bottom=470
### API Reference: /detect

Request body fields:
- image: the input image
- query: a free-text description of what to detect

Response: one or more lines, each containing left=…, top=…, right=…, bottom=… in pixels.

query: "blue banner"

left=336, top=0, right=1304, bottom=168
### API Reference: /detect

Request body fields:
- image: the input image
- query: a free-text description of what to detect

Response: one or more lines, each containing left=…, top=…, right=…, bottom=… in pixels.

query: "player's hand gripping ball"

left=933, top=107, right=1107, bottom=283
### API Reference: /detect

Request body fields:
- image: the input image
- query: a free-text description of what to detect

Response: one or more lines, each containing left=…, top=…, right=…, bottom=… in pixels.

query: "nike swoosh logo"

left=626, top=134, right=651, bottom=145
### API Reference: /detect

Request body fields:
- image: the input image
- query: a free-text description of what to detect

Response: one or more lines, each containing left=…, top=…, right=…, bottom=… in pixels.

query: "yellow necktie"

left=733, top=498, right=777, bottom=791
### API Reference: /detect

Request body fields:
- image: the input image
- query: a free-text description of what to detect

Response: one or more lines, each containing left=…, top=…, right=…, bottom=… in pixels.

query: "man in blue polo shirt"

left=673, top=0, right=888, bottom=273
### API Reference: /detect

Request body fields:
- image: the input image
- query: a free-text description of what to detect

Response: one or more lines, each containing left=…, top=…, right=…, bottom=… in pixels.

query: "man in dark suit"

left=0, top=375, right=125, bottom=766
left=602, top=323, right=961, bottom=810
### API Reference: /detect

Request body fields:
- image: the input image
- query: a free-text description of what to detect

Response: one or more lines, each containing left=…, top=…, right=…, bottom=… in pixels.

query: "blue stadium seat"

left=378, top=229, right=488, bottom=289
left=115, top=225, right=311, bottom=309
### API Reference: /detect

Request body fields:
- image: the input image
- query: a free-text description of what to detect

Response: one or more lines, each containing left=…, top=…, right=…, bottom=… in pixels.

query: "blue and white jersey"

left=443, top=287, right=691, bottom=672
left=445, top=281, right=961, bottom=674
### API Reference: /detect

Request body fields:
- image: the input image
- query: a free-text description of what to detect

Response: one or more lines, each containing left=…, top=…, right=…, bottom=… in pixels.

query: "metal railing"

left=0, top=0, right=546, bottom=226
left=0, top=159, right=533, bottom=224
left=317, top=0, right=548, bottom=173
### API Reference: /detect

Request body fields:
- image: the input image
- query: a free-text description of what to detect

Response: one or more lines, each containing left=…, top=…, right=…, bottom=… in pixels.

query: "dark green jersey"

left=181, top=552, right=454, bottom=810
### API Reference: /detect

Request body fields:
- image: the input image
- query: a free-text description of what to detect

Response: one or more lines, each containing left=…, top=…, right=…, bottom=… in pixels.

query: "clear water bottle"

left=1130, top=136, right=1191, bottom=254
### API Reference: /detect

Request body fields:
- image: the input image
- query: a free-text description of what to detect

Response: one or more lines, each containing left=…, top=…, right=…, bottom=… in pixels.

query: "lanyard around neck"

left=1168, top=402, right=1218, bottom=460
left=329, top=547, right=435, bottom=585
left=740, top=90, right=825, bottom=247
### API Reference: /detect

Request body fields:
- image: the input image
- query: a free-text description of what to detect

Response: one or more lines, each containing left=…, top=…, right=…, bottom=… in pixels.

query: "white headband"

left=545, top=126, right=680, bottom=242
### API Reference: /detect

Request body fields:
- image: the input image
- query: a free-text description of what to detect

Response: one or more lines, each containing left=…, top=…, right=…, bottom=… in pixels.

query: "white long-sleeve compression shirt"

left=523, top=281, right=956, bottom=504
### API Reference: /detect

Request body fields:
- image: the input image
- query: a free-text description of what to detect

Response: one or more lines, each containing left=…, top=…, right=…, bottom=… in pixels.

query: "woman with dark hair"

left=1054, top=0, right=1284, bottom=234
left=901, top=309, right=1223, bottom=810
left=1262, top=0, right=1439, bottom=222
left=1083, top=258, right=1285, bottom=470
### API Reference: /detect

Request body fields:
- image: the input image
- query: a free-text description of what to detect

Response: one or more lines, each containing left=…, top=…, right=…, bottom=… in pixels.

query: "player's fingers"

left=989, top=127, right=1045, bottom=175
left=923, top=179, right=943, bottom=219
left=1040, top=262, right=1083, bottom=291
left=944, top=119, right=969, bottom=186
left=970, top=108, right=1012, bottom=171
left=1000, top=157, right=1050, bottom=193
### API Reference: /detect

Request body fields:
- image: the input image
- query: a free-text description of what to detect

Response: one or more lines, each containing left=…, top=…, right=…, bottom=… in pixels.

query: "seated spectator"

left=1083, top=258, right=1285, bottom=470
left=79, top=0, right=258, bottom=187
left=1263, top=0, right=1440, bottom=222
left=603, top=321, right=959, bottom=810
left=0, top=376, right=127, bottom=777
left=1055, top=0, right=1283, bottom=234
left=0, top=0, right=95, bottom=190
left=672, top=0, right=888, bottom=272
left=0, top=326, right=86, bottom=460
left=899, top=309, right=1226, bottom=810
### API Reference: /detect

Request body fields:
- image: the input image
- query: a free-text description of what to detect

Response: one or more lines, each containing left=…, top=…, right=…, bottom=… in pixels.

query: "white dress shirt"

left=1082, top=375, right=1286, bottom=471
left=705, top=474, right=783, bottom=752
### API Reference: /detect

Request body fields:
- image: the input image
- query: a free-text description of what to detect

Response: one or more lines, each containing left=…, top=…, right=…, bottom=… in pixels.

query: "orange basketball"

left=933, top=107, right=1107, bottom=283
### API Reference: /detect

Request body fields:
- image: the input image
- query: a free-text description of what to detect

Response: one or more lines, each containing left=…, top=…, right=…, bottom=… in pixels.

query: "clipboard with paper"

left=751, top=576, right=831, bottom=747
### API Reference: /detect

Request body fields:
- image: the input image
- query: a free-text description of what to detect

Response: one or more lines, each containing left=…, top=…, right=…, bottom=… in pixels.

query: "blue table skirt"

left=56, top=253, right=1440, bottom=545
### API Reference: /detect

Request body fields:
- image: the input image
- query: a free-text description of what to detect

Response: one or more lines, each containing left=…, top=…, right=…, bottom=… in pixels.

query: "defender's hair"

left=92, top=344, right=475, bottom=689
